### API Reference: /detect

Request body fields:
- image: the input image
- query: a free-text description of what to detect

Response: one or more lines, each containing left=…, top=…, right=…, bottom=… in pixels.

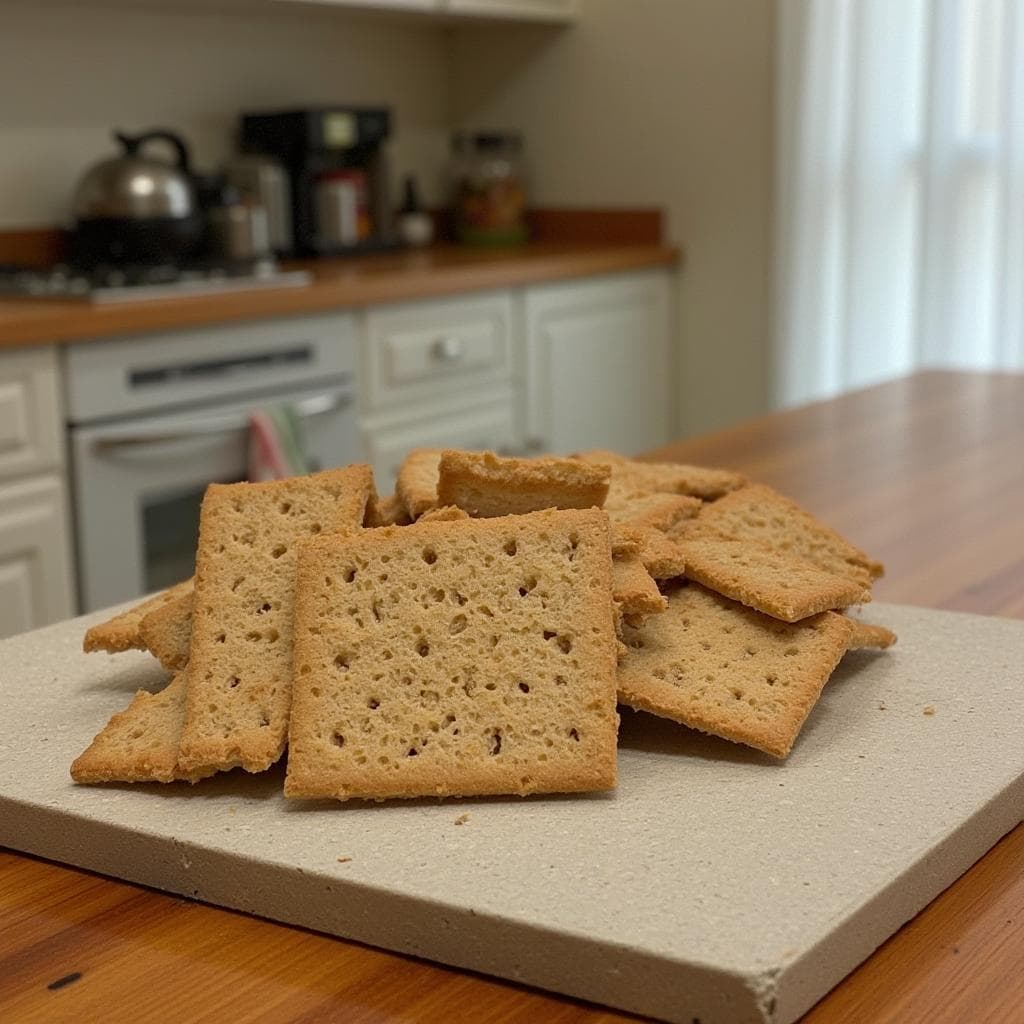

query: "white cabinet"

left=0, top=346, right=75, bottom=639
left=0, top=475, right=75, bottom=638
left=523, top=270, right=673, bottom=456
left=271, top=0, right=578, bottom=20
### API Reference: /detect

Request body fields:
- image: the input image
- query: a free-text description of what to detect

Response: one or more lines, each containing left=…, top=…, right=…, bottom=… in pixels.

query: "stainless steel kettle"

left=71, top=129, right=204, bottom=266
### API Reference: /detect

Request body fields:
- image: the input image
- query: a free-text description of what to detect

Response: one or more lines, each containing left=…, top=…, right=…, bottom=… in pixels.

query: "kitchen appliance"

left=450, top=131, right=528, bottom=246
left=225, top=154, right=294, bottom=254
left=0, top=259, right=310, bottom=303
left=239, top=107, right=394, bottom=256
left=64, top=312, right=360, bottom=610
left=205, top=184, right=272, bottom=263
left=70, top=129, right=204, bottom=267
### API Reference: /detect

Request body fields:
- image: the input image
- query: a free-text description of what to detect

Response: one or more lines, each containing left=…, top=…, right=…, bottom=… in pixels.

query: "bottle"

left=396, top=175, right=434, bottom=248
left=451, top=132, right=528, bottom=246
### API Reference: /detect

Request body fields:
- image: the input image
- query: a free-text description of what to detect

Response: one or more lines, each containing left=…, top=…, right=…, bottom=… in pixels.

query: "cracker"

left=396, top=448, right=443, bottom=519
left=366, top=492, right=412, bottom=528
left=71, top=674, right=213, bottom=784
left=617, top=583, right=854, bottom=758
left=630, top=526, right=687, bottom=580
left=83, top=578, right=194, bottom=655
left=139, top=591, right=193, bottom=671
left=577, top=449, right=745, bottom=500
left=612, top=551, right=667, bottom=625
left=285, top=508, right=619, bottom=801
left=418, top=505, right=471, bottom=523
left=680, top=536, right=871, bottom=622
left=846, top=620, right=897, bottom=650
left=436, top=449, right=610, bottom=517
left=177, top=466, right=376, bottom=775
left=604, top=489, right=702, bottom=533
left=682, top=484, right=884, bottom=585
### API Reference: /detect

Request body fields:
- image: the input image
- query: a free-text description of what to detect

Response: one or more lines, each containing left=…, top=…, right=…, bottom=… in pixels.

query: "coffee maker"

left=239, top=107, right=393, bottom=257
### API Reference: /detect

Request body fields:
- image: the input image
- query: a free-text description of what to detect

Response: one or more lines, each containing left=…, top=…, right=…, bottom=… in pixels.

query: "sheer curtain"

left=774, top=0, right=1024, bottom=408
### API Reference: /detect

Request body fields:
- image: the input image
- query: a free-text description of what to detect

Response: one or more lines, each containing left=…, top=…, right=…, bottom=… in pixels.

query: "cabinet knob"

left=431, top=335, right=465, bottom=362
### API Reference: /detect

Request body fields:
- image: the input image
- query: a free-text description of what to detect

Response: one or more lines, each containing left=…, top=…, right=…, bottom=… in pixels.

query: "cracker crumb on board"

left=337, top=856, right=352, bottom=863
left=923, top=706, right=936, bottom=716
left=454, top=813, right=471, bottom=826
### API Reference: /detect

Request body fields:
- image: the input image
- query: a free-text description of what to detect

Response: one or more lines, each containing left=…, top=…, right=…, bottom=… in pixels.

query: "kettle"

left=70, top=129, right=204, bottom=267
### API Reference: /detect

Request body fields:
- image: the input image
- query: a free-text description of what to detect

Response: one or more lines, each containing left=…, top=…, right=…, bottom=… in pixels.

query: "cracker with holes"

left=617, top=582, right=854, bottom=758
left=679, top=536, right=871, bottom=623
left=680, top=484, right=884, bottom=586
left=396, top=447, right=444, bottom=519
left=436, top=449, right=611, bottom=517
left=285, top=507, right=619, bottom=801
left=576, top=449, right=746, bottom=500
left=177, top=466, right=376, bottom=776
left=139, top=590, right=193, bottom=671
left=71, top=674, right=215, bottom=784
left=83, top=577, right=194, bottom=655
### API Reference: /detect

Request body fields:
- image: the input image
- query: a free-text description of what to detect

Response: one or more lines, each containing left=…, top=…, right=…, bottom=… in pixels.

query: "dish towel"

left=247, top=404, right=311, bottom=482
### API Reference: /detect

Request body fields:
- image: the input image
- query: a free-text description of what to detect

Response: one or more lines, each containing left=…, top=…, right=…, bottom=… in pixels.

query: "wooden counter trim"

left=0, top=243, right=678, bottom=348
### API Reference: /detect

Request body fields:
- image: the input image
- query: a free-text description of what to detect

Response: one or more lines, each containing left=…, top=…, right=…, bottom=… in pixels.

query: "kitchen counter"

left=0, top=242, right=678, bottom=348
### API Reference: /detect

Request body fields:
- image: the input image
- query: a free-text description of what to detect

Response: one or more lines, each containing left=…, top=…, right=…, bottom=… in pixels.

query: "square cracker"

left=139, top=591, right=194, bottom=671
left=680, top=536, right=871, bottom=622
left=178, top=465, right=376, bottom=776
left=396, top=448, right=443, bottom=519
left=617, top=583, right=853, bottom=758
left=436, top=449, right=610, bottom=517
left=286, top=507, right=619, bottom=801
left=681, top=484, right=884, bottom=586
left=576, top=449, right=745, bottom=500
left=83, top=578, right=194, bottom=655
left=71, top=674, right=213, bottom=784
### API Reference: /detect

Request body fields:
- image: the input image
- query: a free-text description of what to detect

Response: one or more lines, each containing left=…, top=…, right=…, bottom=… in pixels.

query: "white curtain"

left=774, top=0, right=1024, bottom=408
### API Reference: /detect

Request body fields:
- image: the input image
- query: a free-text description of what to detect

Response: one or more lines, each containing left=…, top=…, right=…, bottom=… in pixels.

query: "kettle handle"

left=114, top=129, right=192, bottom=173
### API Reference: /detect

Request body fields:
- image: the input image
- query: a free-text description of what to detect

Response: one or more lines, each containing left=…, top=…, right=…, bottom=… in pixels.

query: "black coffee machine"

left=240, top=107, right=393, bottom=257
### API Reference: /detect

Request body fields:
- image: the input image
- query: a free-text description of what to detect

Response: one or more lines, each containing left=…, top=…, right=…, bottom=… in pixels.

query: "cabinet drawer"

left=362, top=393, right=518, bottom=493
left=0, top=347, right=63, bottom=482
left=361, top=292, right=514, bottom=411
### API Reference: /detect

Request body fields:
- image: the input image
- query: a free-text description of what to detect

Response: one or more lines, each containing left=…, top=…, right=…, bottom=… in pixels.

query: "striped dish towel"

left=247, top=404, right=311, bottom=481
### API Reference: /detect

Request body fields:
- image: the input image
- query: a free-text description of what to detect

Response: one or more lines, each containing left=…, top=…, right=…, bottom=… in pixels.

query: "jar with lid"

left=451, top=132, right=528, bottom=246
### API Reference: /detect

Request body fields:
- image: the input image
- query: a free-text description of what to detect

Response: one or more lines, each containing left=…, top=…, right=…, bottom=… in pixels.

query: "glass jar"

left=451, top=132, right=528, bottom=246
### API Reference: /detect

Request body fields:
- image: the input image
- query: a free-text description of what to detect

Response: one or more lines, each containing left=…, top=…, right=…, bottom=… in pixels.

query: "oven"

left=65, top=311, right=359, bottom=612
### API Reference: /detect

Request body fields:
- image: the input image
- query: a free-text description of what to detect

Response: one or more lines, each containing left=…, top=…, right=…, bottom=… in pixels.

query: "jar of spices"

left=451, top=132, right=528, bottom=246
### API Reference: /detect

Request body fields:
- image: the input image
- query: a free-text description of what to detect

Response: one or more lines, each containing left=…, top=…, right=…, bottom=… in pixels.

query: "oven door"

left=70, top=377, right=357, bottom=612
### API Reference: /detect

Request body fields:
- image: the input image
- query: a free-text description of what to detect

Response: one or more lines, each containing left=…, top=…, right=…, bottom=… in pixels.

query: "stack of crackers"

left=73, top=448, right=893, bottom=800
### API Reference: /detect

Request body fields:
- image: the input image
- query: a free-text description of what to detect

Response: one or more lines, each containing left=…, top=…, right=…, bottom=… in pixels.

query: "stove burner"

left=0, top=258, right=311, bottom=303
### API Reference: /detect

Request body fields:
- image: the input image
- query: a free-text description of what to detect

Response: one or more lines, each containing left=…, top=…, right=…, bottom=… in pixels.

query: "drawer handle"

left=431, top=335, right=465, bottom=362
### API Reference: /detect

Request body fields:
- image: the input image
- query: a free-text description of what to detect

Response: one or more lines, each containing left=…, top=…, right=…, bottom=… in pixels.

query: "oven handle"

left=90, top=389, right=352, bottom=454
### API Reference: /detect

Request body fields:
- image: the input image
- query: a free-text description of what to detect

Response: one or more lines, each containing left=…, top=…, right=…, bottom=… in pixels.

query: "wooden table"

left=2, top=370, right=1022, bottom=1023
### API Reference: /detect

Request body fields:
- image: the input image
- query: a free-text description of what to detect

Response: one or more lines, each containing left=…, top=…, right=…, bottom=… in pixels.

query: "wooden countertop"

left=0, top=242, right=678, bottom=348
left=2, top=370, right=1022, bottom=1024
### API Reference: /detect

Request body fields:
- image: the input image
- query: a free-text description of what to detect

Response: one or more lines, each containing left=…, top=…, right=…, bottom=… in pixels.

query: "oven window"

left=142, top=481, right=236, bottom=592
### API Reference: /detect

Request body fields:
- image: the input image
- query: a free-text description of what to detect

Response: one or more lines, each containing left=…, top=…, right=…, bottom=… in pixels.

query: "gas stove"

left=0, top=258, right=311, bottom=304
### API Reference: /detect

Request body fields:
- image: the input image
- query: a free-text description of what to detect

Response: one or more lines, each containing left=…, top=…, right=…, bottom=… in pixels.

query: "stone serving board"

left=1, top=603, right=1022, bottom=1024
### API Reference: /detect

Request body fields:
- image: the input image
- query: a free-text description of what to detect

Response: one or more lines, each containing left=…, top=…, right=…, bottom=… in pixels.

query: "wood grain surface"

left=0, top=241, right=678, bottom=349
left=2, top=370, right=1022, bottom=1024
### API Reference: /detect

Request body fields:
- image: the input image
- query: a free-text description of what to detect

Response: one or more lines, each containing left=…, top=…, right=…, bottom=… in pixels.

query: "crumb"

left=877, top=701, right=887, bottom=711
left=228, top=806, right=237, bottom=816
left=923, top=706, right=935, bottom=716
left=454, top=813, right=471, bottom=826
left=336, top=856, right=352, bottom=863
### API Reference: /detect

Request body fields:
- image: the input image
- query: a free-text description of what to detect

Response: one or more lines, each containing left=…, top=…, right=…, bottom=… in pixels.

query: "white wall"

left=450, top=0, right=776, bottom=434
left=0, top=1, right=451, bottom=228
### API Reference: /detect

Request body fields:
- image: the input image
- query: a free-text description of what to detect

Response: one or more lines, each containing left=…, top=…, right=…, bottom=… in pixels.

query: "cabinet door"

left=362, top=394, right=517, bottom=493
left=524, top=270, right=673, bottom=456
left=0, top=475, right=75, bottom=639
left=0, top=345, right=63, bottom=483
